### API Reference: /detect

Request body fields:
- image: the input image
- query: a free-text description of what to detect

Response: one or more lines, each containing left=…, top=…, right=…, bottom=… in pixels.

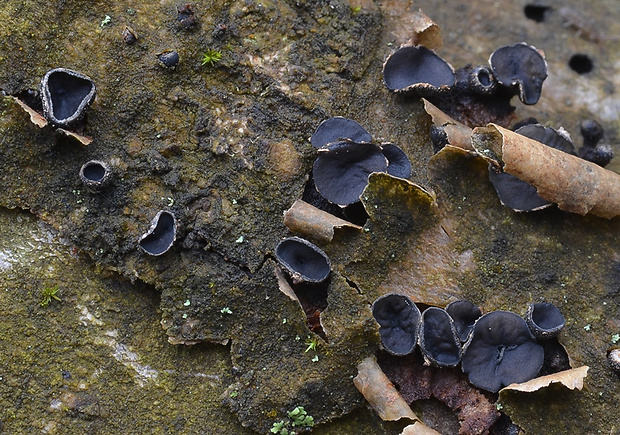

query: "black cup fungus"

left=157, top=50, right=180, bottom=69
left=461, top=310, right=544, bottom=393
left=381, top=143, right=412, bottom=179
left=79, top=160, right=113, bottom=192
left=310, top=117, right=372, bottom=149
left=383, top=45, right=456, bottom=96
left=275, top=237, right=331, bottom=285
left=139, top=210, right=177, bottom=256
left=40, top=68, right=96, bottom=128
left=489, top=43, right=547, bottom=105
left=445, top=300, right=482, bottom=343
left=419, top=307, right=462, bottom=367
left=525, top=302, right=565, bottom=340
left=313, top=141, right=387, bottom=206
left=372, top=293, right=421, bottom=356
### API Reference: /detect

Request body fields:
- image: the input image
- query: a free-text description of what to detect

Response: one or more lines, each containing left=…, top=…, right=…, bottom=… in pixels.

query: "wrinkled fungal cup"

left=275, top=237, right=331, bottom=285
left=461, top=310, right=544, bottom=393
left=445, top=300, right=482, bottom=343
left=419, top=307, right=462, bottom=367
left=40, top=68, right=96, bottom=128
left=372, top=293, right=421, bottom=356
left=313, top=141, right=387, bottom=206
left=489, top=43, right=547, bottom=105
left=139, top=210, right=177, bottom=256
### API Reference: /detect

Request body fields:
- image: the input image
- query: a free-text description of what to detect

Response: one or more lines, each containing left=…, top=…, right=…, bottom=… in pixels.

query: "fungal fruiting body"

left=79, top=160, right=113, bottom=192
left=40, top=68, right=96, bottom=128
left=139, top=210, right=177, bottom=256
left=275, top=237, right=331, bottom=285
left=371, top=293, right=421, bottom=356
left=461, top=310, right=544, bottom=392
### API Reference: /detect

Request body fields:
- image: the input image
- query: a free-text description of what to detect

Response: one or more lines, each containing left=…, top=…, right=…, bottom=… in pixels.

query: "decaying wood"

left=472, top=124, right=620, bottom=218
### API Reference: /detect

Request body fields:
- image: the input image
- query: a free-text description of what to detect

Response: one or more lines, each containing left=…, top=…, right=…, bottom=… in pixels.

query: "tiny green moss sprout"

left=40, top=286, right=61, bottom=307
left=304, top=336, right=319, bottom=353
left=201, top=49, right=222, bottom=67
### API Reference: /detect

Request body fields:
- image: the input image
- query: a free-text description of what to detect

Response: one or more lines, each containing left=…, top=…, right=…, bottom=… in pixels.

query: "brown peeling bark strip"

left=353, top=356, right=419, bottom=422
left=472, top=124, right=620, bottom=218
left=283, top=199, right=361, bottom=243
left=423, top=99, right=474, bottom=151
left=431, top=368, right=500, bottom=435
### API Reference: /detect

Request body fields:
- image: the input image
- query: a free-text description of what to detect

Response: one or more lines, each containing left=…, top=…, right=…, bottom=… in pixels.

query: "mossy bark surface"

left=1, top=0, right=619, bottom=434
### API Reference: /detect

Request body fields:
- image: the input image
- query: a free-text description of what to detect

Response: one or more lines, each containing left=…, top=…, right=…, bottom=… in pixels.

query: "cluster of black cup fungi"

left=384, top=42, right=614, bottom=213
left=300, top=116, right=413, bottom=225
left=372, top=294, right=567, bottom=393
left=14, top=67, right=177, bottom=257
left=274, top=117, right=415, bottom=330
left=383, top=42, right=547, bottom=106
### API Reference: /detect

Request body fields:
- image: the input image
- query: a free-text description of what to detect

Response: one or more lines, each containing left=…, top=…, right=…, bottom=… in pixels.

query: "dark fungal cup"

left=525, top=302, right=566, bottom=340
left=419, top=307, right=462, bottom=367
left=372, top=293, right=421, bottom=356
left=139, top=210, right=177, bottom=256
left=275, top=237, right=331, bottom=285
left=40, top=68, right=96, bottom=128
left=580, top=119, right=604, bottom=148
left=488, top=123, right=579, bottom=212
left=578, top=119, right=614, bottom=167
left=489, top=43, right=547, bottom=105
left=313, top=141, right=387, bottom=206
left=383, top=45, right=456, bottom=96
left=467, top=65, right=497, bottom=95
left=445, top=300, right=482, bottom=343
left=157, top=50, right=180, bottom=69
left=310, top=117, right=372, bottom=149
left=79, top=160, right=112, bottom=192
left=381, top=143, right=412, bottom=179
left=488, top=167, right=552, bottom=212
left=516, top=124, right=576, bottom=154
left=122, top=26, right=138, bottom=44
left=462, top=310, right=544, bottom=393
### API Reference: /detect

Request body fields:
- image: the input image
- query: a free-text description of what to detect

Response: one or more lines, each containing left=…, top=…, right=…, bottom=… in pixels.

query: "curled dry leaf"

left=423, top=99, right=474, bottom=151
left=353, top=356, right=418, bottom=422
left=10, top=96, right=48, bottom=128
left=401, top=421, right=442, bottom=435
left=10, top=95, right=93, bottom=145
left=406, top=9, right=443, bottom=49
left=472, top=124, right=620, bottom=218
left=500, top=365, right=589, bottom=393
left=283, top=199, right=362, bottom=243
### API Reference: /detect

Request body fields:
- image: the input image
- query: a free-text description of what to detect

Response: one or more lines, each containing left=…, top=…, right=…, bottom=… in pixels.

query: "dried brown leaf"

left=472, top=124, right=620, bottom=218
left=11, top=96, right=48, bottom=128
left=500, top=366, right=589, bottom=393
left=283, top=199, right=361, bottom=243
left=353, top=356, right=419, bottom=422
